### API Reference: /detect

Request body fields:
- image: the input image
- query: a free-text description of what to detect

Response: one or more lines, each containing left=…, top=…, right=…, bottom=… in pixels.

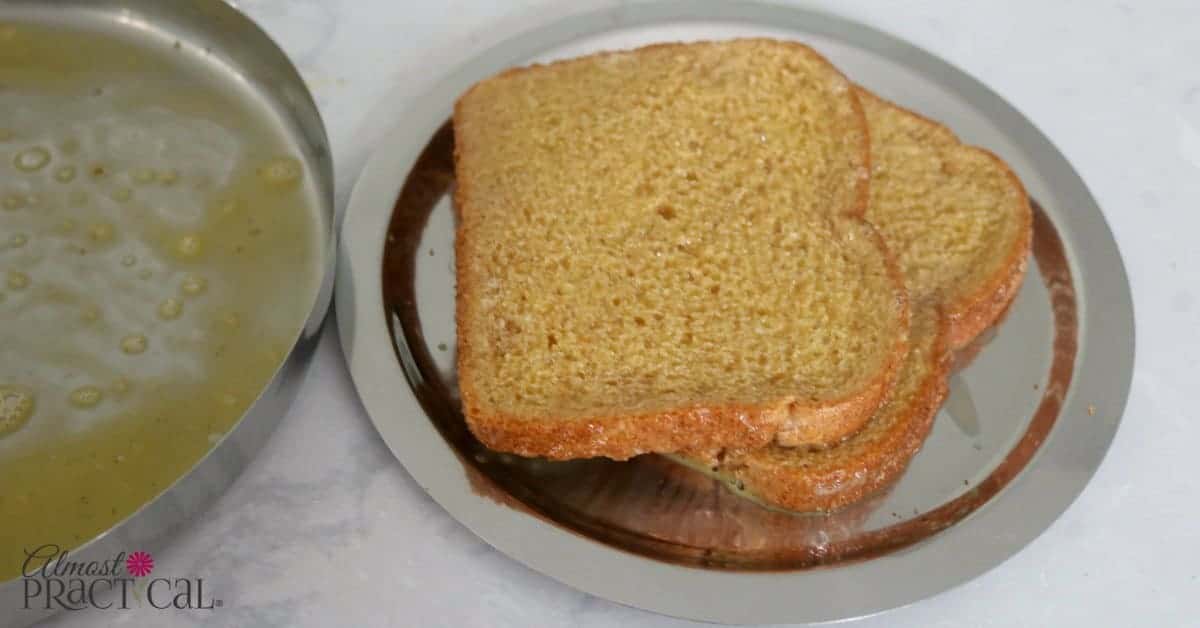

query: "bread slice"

left=453, top=39, right=910, bottom=460
left=676, top=90, right=1032, bottom=510
left=677, top=308, right=949, bottom=512
left=857, top=89, right=1032, bottom=348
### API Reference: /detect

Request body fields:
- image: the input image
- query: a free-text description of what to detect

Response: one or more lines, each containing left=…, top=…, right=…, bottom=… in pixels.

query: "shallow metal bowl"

left=0, top=1, right=334, bottom=625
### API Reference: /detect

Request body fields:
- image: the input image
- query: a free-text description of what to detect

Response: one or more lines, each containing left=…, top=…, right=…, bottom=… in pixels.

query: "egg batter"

left=0, top=21, right=322, bottom=579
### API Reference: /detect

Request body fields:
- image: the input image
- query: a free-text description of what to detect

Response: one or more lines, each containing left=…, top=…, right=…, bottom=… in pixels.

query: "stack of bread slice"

left=452, top=38, right=1031, bottom=511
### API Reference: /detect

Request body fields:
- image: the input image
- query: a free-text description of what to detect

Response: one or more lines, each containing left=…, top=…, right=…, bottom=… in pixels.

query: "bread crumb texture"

left=859, top=90, right=1027, bottom=310
left=454, top=40, right=904, bottom=429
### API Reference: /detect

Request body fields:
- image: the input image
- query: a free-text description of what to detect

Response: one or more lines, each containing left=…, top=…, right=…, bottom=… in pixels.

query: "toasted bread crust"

left=464, top=322, right=908, bottom=461
left=467, top=402, right=783, bottom=462
left=942, top=149, right=1032, bottom=349
left=453, top=40, right=909, bottom=460
left=853, top=89, right=1033, bottom=349
left=681, top=90, right=1032, bottom=510
left=773, top=218, right=910, bottom=447
left=698, top=312, right=952, bottom=512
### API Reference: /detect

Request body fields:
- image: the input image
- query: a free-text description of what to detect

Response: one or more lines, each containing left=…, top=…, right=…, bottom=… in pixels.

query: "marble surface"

left=44, top=0, right=1199, bottom=626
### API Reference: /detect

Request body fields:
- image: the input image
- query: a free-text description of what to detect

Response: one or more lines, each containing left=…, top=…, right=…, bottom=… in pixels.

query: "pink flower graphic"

left=126, top=551, right=155, bottom=577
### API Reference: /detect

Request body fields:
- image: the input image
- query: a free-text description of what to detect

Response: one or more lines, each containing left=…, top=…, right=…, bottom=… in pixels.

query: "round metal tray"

left=0, top=2, right=335, bottom=626
left=337, top=0, right=1134, bottom=623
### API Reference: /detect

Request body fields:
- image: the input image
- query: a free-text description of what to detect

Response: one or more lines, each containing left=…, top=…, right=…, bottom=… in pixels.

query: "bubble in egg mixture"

left=158, top=169, right=179, bottom=186
left=181, top=274, right=207, bottom=296
left=6, top=270, right=30, bottom=289
left=68, top=386, right=104, bottom=408
left=88, top=223, right=115, bottom=242
left=8, top=233, right=27, bottom=247
left=258, top=157, right=302, bottom=187
left=121, top=254, right=137, bottom=267
left=120, top=334, right=148, bottom=355
left=2, top=194, right=25, bottom=210
left=212, top=198, right=239, bottom=215
left=158, top=298, right=183, bottom=320
left=132, top=168, right=156, bottom=184
left=175, top=234, right=202, bottom=258
left=89, top=163, right=109, bottom=179
left=54, top=166, right=77, bottom=183
left=0, top=386, right=36, bottom=437
left=81, top=304, right=101, bottom=322
left=14, top=147, right=51, bottom=172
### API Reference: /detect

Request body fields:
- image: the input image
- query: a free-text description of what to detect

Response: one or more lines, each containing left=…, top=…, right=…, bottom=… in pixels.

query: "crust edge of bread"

left=853, top=87, right=1034, bottom=350
left=693, top=310, right=953, bottom=512
left=686, top=90, right=1034, bottom=509
left=943, top=147, right=1033, bottom=349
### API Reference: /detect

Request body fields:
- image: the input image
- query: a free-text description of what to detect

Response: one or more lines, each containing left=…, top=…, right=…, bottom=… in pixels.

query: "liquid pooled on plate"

left=0, top=21, right=322, bottom=578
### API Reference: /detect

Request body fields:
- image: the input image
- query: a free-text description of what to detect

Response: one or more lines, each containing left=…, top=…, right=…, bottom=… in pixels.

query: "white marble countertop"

left=47, top=0, right=1199, bottom=626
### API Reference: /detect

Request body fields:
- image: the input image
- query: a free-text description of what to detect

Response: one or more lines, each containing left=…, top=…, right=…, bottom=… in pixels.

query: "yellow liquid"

left=0, top=21, right=322, bottom=578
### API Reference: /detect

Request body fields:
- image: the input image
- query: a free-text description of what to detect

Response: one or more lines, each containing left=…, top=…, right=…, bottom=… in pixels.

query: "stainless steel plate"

left=0, top=2, right=334, bottom=626
left=337, top=0, right=1134, bottom=623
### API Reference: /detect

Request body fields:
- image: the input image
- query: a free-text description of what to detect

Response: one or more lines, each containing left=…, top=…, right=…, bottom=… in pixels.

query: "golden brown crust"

left=852, top=88, right=1033, bottom=350
left=682, top=90, right=1032, bottom=511
left=466, top=319, right=906, bottom=461
left=467, top=402, right=775, bottom=462
left=950, top=267, right=1022, bottom=372
left=774, top=216, right=910, bottom=447
left=462, top=310, right=905, bottom=459
left=942, top=149, right=1033, bottom=349
left=707, top=312, right=952, bottom=512
left=452, top=94, right=481, bottom=449
left=451, top=40, right=908, bottom=460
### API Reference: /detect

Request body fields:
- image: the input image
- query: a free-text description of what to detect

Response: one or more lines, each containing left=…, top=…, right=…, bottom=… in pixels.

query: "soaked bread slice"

left=453, top=39, right=909, bottom=460
left=857, top=89, right=1032, bottom=348
left=679, top=308, right=950, bottom=512
left=681, top=90, right=1032, bottom=510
